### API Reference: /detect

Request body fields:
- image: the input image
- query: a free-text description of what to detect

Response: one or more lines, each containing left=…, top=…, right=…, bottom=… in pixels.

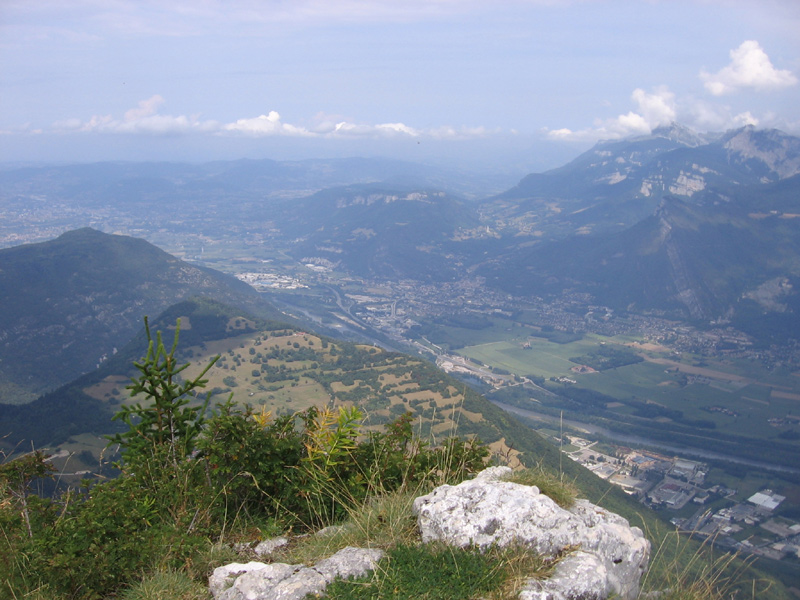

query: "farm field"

left=441, top=316, right=800, bottom=470
left=459, top=334, right=610, bottom=379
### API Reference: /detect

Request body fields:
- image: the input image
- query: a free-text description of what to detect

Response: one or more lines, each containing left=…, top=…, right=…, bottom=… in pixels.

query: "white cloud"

left=546, top=40, right=800, bottom=145
left=223, top=113, right=493, bottom=140
left=53, top=96, right=219, bottom=135
left=631, top=87, right=676, bottom=128
left=375, top=122, right=420, bottom=136
left=329, top=121, right=384, bottom=136
left=222, top=115, right=422, bottom=138
left=48, top=97, right=494, bottom=142
left=224, top=111, right=313, bottom=137
left=124, top=95, right=165, bottom=121
left=731, top=111, right=759, bottom=127
left=683, top=97, right=768, bottom=132
left=701, top=40, right=798, bottom=95
left=545, top=87, right=676, bottom=142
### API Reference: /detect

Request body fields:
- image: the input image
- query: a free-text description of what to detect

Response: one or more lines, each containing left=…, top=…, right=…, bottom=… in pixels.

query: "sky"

left=1, top=0, right=799, bottom=172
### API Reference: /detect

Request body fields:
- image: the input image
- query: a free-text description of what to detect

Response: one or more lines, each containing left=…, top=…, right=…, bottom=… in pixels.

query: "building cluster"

left=564, top=437, right=800, bottom=563
left=236, top=271, right=307, bottom=290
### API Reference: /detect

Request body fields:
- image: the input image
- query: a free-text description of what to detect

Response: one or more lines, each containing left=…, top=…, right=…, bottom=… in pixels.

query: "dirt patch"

left=626, top=341, right=671, bottom=353
left=330, top=381, right=360, bottom=393
left=403, top=390, right=438, bottom=402
left=771, top=389, right=800, bottom=402
left=488, top=438, right=522, bottom=468
left=454, top=408, right=484, bottom=423
left=226, top=317, right=256, bottom=332
left=742, top=396, right=770, bottom=405
left=167, top=316, right=191, bottom=330
left=643, top=357, right=750, bottom=383
left=83, top=375, right=129, bottom=401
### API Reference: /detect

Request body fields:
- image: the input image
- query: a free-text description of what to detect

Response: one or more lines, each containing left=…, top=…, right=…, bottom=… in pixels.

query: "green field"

left=459, top=335, right=608, bottom=378
left=437, top=314, right=800, bottom=472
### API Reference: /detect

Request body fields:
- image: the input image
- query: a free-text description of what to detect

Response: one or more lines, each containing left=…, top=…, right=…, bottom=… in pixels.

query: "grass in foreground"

left=640, top=529, right=776, bottom=600
left=269, top=484, right=557, bottom=600
left=323, top=542, right=554, bottom=600
left=502, top=463, right=579, bottom=508
left=120, top=571, right=209, bottom=600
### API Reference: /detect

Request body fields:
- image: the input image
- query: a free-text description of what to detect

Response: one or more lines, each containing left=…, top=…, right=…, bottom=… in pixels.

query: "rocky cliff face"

left=210, top=467, right=651, bottom=600
left=721, top=126, right=800, bottom=180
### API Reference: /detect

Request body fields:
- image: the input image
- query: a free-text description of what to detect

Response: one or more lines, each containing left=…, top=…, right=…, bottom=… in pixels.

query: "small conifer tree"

left=107, top=316, right=219, bottom=468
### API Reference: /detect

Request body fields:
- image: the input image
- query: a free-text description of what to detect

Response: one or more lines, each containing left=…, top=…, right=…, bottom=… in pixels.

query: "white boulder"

left=412, top=466, right=650, bottom=600
left=209, top=546, right=383, bottom=600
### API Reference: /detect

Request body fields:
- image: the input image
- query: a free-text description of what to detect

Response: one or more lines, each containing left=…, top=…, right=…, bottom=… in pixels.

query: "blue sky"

left=1, top=0, right=798, bottom=171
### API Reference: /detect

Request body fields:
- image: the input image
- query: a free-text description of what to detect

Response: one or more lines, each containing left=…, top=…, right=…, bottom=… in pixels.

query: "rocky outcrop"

left=211, top=466, right=650, bottom=600
left=413, top=466, right=650, bottom=600
left=209, top=546, right=383, bottom=600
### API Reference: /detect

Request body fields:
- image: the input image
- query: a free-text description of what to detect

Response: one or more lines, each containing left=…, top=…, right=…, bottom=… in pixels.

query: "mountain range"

left=257, top=124, right=800, bottom=339
left=1, top=124, right=799, bottom=353
left=279, top=184, right=486, bottom=280
left=483, top=124, right=800, bottom=239
left=472, top=125, right=800, bottom=338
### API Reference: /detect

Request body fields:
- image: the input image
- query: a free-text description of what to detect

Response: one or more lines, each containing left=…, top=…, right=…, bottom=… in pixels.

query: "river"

left=492, top=401, right=800, bottom=475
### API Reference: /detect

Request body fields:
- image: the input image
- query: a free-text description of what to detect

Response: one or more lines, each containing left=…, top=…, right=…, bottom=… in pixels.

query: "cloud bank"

left=546, top=87, right=677, bottom=142
left=546, top=40, right=796, bottom=143
left=54, top=95, right=220, bottom=135
left=51, top=97, right=493, bottom=142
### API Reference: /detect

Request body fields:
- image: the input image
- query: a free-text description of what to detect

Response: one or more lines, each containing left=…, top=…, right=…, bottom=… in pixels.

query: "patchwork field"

left=77, top=317, right=520, bottom=472
left=433, top=315, right=800, bottom=470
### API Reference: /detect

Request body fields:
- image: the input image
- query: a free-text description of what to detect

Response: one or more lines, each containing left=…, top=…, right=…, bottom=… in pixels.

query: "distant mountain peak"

left=721, top=126, right=800, bottom=179
left=648, top=122, right=707, bottom=147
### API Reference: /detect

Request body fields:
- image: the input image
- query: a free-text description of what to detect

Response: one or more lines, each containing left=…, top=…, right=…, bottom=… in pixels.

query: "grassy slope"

left=0, top=228, right=289, bottom=402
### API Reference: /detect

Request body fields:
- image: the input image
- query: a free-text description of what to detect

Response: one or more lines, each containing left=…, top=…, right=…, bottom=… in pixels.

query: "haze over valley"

left=3, top=125, right=800, bottom=552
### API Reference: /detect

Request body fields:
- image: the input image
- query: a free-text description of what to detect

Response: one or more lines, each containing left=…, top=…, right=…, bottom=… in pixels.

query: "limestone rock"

left=210, top=546, right=383, bottom=600
left=519, top=551, right=606, bottom=600
left=233, top=536, right=289, bottom=558
left=312, top=546, right=384, bottom=582
left=209, top=562, right=272, bottom=599
left=412, top=466, right=650, bottom=600
left=253, top=536, right=289, bottom=557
